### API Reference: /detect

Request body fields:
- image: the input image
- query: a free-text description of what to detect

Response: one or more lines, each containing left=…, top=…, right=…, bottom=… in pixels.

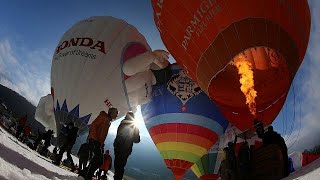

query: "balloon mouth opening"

left=210, top=46, right=288, bottom=82
left=208, top=47, right=290, bottom=115
left=170, top=168, right=187, bottom=180
left=165, top=160, right=191, bottom=180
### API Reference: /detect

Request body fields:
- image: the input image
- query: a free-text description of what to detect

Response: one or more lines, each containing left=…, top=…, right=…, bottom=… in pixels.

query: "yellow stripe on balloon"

left=156, top=142, right=207, bottom=157
left=160, top=150, right=200, bottom=163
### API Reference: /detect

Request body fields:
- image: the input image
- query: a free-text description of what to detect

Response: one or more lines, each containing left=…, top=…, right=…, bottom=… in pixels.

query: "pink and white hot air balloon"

left=35, top=16, right=169, bottom=138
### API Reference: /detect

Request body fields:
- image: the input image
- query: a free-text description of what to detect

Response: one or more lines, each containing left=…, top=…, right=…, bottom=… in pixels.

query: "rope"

left=288, top=97, right=302, bottom=150
left=285, top=84, right=296, bottom=142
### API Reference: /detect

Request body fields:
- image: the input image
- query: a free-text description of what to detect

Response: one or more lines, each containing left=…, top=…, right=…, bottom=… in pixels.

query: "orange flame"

left=232, top=55, right=257, bottom=116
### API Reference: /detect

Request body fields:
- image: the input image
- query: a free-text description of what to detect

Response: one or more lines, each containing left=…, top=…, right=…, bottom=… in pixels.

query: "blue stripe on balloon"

left=144, top=113, right=224, bottom=135
left=142, top=86, right=229, bottom=130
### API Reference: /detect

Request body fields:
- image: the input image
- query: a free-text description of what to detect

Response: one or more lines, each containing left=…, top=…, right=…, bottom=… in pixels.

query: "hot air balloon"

left=191, top=141, right=223, bottom=180
left=35, top=95, right=55, bottom=133
left=35, top=16, right=169, bottom=139
left=141, top=64, right=228, bottom=179
left=191, top=124, right=262, bottom=180
left=151, top=0, right=311, bottom=131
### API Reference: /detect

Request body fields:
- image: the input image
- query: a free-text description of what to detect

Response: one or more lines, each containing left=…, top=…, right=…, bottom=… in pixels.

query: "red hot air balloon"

left=152, top=0, right=311, bottom=131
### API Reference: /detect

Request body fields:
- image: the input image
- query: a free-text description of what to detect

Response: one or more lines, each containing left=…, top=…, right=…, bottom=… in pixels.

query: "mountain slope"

left=0, top=84, right=45, bottom=133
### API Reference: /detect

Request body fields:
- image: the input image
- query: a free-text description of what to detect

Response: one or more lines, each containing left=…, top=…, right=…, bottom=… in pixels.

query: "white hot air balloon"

left=35, top=16, right=169, bottom=140
left=35, top=94, right=56, bottom=135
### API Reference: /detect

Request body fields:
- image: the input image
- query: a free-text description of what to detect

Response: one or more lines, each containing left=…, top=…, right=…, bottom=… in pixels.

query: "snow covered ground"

left=1, top=125, right=319, bottom=180
left=0, top=126, right=114, bottom=180
left=283, top=157, right=320, bottom=180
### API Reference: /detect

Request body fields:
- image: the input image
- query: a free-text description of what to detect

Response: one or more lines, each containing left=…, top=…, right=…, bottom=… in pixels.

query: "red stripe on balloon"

left=149, top=123, right=218, bottom=144
left=151, top=133, right=216, bottom=150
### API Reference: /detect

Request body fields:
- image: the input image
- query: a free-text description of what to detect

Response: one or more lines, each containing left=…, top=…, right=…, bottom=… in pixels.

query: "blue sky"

left=0, top=0, right=320, bottom=177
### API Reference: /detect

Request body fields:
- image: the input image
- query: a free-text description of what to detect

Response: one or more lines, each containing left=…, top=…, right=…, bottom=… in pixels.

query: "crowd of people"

left=8, top=107, right=141, bottom=180
left=219, top=120, right=289, bottom=180
left=6, top=109, right=292, bottom=180
left=51, top=108, right=141, bottom=180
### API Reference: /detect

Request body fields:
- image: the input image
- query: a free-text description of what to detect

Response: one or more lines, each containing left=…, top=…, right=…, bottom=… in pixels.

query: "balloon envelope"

left=42, top=16, right=161, bottom=140
left=35, top=94, right=56, bottom=135
left=152, top=0, right=311, bottom=131
left=141, top=64, right=228, bottom=179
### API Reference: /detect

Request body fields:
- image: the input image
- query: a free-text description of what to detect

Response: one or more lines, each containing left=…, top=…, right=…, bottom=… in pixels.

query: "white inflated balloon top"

left=51, top=16, right=152, bottom=125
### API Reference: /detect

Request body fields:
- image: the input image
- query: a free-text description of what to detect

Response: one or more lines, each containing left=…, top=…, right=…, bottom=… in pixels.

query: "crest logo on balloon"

left=167, top=70, right=202, bottom=111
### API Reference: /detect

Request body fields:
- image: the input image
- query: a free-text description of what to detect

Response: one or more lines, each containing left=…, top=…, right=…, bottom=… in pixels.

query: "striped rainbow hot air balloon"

left=141, top=64, right=228, bottom=180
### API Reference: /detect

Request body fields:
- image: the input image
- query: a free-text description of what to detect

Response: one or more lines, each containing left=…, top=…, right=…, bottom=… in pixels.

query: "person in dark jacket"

left=113, top=112, right=140, bottom=180
left=238, top=141, right=250, bottom=180
left=221, top=147, right=229, bottom=180
left=77, top=140, right=91, bottom=171
left=80, top=108, right=118, bottom=180
left=54, top=122, right=79, bottom=171
left=33, top=129, right=43, bottom=150
left=40, top=129, right=54, bottom=156
left=226, top=142, right=238, bottom=180
left=57, top=122, right=70, bottom=148
left=50, top=147, right=59, bottom=161
left=263, top=126, right=289, bottom=177
left=254, top=119, right=265, bottom=139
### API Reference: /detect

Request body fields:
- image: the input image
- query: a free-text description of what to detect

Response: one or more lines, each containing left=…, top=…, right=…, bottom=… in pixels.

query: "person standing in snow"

left=21, top=125, right=31, bottom=143
left=80, top=108, right=118, bottom=180
left=40, top=129, right=54, bottom=156
left=77, top=140, right=91, bottom=171
left=33, top=129, right=43, bottom=150
left=54, top=122, right=79, bottom=171
left=113, top=112, right=140, bottom=180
